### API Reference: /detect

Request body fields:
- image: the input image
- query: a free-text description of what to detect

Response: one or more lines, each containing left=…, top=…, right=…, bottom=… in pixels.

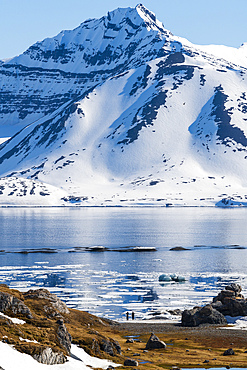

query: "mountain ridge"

left=0, top=5, right=247, bottom=206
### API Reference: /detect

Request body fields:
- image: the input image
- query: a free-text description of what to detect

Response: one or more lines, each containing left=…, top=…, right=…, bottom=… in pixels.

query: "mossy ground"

left=1, top=285, right=247, bottom=369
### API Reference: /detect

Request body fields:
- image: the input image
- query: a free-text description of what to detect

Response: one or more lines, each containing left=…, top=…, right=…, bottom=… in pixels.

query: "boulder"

left=33, top=347, right=67, bottom=365
left=124, top=358, right=138, bottom=366
left=225, top=283, right=242, bottom=295
left=0, top=291, right=33, bottom=319
left=223, top=348, right=235, bottom=356
left=213, top=283, right=244, bottom=304
left=100, top=339, right=121, bottom=356
left=145, top=333, right=166, bottom=349
left=182, top=304, right=227, bottom=327
left=212, top=284, right=247, bottom=316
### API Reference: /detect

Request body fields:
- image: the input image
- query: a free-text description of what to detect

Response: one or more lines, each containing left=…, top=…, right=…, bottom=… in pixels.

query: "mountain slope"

left=0, top=4, right=247, bottom=206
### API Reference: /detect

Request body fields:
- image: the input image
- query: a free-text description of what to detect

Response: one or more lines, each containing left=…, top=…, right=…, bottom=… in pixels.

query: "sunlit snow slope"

left=0, top=4, right=247, bottom=206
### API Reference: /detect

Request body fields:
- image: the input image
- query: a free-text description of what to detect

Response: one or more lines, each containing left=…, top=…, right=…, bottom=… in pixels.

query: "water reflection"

left=0, top=208, right=247, bottom=319
left=0, top=207, right=247, bottom=249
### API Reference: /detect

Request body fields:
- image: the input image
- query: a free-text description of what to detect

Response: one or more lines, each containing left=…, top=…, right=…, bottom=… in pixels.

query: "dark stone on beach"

left=225, top=283, right=242, bottom=294
left=212, top=284, right=247, bottom=316
left=124, top=359, right=138, bottom=366
left=182, top=304, right=227, bottom=327
left=107, top=366, right=115, bottom=370
left=203, top=359, right=209, bottom=363
left=223, top=348, right=235, bottom=356
left=126, top=338, right=134, bottom=343
left=145, top=333, right=166, bottom=349
left=182, top=283, right=247, bottom=327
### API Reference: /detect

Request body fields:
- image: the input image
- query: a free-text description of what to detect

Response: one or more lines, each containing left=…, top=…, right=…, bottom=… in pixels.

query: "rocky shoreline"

left=1, top=284, right=247, bottom=369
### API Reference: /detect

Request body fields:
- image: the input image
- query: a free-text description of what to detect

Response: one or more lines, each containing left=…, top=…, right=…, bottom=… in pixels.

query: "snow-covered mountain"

left=0, top=4, right=247, bottom=206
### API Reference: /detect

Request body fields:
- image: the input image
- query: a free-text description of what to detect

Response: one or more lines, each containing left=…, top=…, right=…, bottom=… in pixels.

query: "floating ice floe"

left=159, top=274, right=186, bottom=283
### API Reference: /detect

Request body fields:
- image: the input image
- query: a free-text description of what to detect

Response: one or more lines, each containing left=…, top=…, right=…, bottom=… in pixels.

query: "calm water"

left=1, top=207, right=247, bottom=321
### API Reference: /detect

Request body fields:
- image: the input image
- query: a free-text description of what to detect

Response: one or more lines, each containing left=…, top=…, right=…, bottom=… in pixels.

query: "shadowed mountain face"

left=0, top=4, right=247, bottom=206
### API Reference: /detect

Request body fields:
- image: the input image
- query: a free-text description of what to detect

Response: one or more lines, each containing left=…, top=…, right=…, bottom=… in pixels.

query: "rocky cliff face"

left=0, top=285, right=122, bottom=365
left=0, top=5, right=247, bottom=206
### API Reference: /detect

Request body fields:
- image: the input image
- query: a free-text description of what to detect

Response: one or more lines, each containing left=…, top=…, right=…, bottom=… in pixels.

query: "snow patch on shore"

left=0, top=342, right=119, bottom=370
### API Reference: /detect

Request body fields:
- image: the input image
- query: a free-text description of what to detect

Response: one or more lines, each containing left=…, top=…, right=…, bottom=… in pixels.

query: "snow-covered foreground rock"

left=0, top=342, right=118, bottom=370
left=0, top=4, right=247, bottom=206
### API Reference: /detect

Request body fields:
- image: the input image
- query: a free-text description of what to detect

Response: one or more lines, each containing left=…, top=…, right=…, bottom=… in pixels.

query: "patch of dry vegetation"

left=1, top=284, right=247, bottom=368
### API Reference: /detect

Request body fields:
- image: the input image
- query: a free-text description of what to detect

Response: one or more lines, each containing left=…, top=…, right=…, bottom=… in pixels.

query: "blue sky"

left=1, top=0, right=247, bottom=59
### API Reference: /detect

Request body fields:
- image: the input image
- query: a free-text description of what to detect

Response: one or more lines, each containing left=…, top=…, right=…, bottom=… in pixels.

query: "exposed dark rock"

left=56, top=318, right=72, bottom=354
left=23, top=288, right=69, bottom=315
left=100, top=338, right=121, bottom=356
left=33, top=347, right=67, bottom=365
left=213, top=86, right=247, bottom=147
left=225, top=283, right=242, bottom=295
left=212, top=284, right=247, bottom=316
left=182, top=284, right=247, bottom=327
left=0, top=291, right=33, bottom=319
left=145, top=333, right=166, bottom=349
left=168, top=309, right=182, bottom=315
left=169, top=246, right=190, bottom=251
left=181, top=304, right=227, bottom=327
left=92, top=338, right=101, bottom=355
left=223, top=348, right=235, bottom=356
left=124, top=358, right=139, bottom=366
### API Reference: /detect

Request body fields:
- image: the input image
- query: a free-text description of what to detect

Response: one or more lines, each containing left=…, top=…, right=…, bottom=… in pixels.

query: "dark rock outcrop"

left=212, top=283, right=247, bottom=316
left=145, top=333, right=166, bottom=349
left=182, top=304, right=227, bottom=327
left=23, top=288, right=69, bottom=316
left=0, top=291, right=33, bottom=319
left=182, top=283, right=247, bottom=327
left=33, top=347, right=67, bottom=365
left=100, top=338, right=121, bottom=356
left=56, top=318, right=72, bottom=354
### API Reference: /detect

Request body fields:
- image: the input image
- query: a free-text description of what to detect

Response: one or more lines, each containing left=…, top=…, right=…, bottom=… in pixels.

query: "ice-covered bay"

left=1, top=207, right=247, bottom=325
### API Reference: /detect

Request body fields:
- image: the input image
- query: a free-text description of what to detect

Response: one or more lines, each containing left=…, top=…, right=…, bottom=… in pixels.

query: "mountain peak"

left=104, top=4, right=165, bottom=33
left=6, top=4, right=169, bottom=74
left=135, top=3, right=164, bottom=31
